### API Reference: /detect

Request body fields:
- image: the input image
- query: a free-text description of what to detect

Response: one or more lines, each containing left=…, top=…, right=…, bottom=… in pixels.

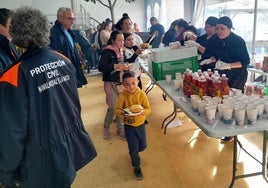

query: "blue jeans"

left=124, top=124, right=147, bottom=167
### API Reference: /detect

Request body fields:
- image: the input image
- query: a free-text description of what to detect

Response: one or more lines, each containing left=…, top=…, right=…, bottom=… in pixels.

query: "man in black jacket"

left=49, top=7, right=87, bottom=88
left=0, top=8, right=20, bottom=74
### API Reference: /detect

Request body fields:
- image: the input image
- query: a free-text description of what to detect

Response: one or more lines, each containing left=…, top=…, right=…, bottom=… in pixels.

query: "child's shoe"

left=134, top=167, right=143, bottom=180
left=103, top=127, right=112, bottom=140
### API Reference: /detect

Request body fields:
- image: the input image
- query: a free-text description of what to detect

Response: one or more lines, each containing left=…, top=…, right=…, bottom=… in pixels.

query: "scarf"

left=103, top=45, right=123, bottom=60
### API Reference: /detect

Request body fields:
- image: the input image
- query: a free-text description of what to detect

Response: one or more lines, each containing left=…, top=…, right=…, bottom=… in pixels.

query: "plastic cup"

left=264, top=101, right=268, bottom=115
left=173, top=79, right=180, bottom=90
left=256, top=102, right=264, bottom=119
left=191, top=97, right=200, bottom=112
left=178, top=79, right=183, bottom=90
left=197, top=100, right=206, bottom=116
left=222, top=105, right=234, bottom=124
left=234, top=107, right=245, bottom=126
left=202, top=96, right=211, bottom=101
left=205, top=106, right=217, bottom=125
left=165, top=74, right=172, bottom=85
left=233, top=89, right=242, bottom=96
left=246, top=107, right=258, bottom=125
left=175, top=72, right=182, bottom=80
left=217, top=103, right=226, bottom=120
left=255, top=62, right=261, bottom=70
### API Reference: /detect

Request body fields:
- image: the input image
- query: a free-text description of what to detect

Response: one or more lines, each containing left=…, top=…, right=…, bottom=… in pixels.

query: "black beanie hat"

left=205, top=16, right=218, bottom=26
left=218, top=16, right=234, bottom=29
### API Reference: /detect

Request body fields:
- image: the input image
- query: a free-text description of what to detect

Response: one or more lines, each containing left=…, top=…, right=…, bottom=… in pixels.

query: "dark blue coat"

left=49, top=20, right=87, bottom=88
left=0, top=47, right=97, bottom=188
left=0, top=34, right=20, bottom=73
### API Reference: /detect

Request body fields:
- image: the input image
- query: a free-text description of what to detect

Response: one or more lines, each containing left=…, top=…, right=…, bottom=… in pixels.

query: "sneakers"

left=221, top=136, right=234, bottom=143
left=103, top=127, right=112, bottom=140
left=116, top=130, right=126, bottom=141
left=134, top=167, right=143, bottom=180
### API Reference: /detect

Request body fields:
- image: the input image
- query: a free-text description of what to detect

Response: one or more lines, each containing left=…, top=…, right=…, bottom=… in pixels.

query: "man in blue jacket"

left=49, top=7, right=87, bottom=88
left=0, top=8, right=20, bottom=74
left=0, top=7, right=97, bottom=188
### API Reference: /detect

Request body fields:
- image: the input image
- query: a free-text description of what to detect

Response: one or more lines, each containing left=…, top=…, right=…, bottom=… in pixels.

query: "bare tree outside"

left=84, top=0, right=136, bottom=22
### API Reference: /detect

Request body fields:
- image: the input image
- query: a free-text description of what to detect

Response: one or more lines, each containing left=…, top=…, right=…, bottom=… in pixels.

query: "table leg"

left=262, top=131, right=268, bottom=182
left=229, top=132, right=268, bottom=187
left=161, top=103, right=176, bottom=129
left=145, top=80, right=154, bottom=94
left=163, top=103, right=181, bottom=135
left=229, top=136, right=238, bottom=188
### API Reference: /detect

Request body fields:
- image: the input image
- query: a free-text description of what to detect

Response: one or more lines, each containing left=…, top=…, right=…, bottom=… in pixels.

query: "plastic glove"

left=169, top=41, right=181, bottom=49
left=184, top=40, right=200, bottom=49
left=200, top=58, right=214, bottom=65
left=215, top=60, right=231, bottom=70
left=183, top=31, right=195, bottom=40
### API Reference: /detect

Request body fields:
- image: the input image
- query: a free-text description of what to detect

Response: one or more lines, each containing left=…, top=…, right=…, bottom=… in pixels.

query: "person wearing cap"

left=215, top=16, right=250, bottom=143
left=214, top=16, right=250, bottom=90
left=184, top=16, right=219, bottom=71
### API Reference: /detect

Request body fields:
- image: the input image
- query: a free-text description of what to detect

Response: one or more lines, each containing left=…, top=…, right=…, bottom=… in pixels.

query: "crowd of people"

left=0, top=5, right=250, bottom=187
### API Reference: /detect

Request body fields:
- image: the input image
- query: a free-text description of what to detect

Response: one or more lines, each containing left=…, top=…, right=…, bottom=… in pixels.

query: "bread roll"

left=129, top=104, right=143, bottom=113
left=140, top=43, right=150, bottom=49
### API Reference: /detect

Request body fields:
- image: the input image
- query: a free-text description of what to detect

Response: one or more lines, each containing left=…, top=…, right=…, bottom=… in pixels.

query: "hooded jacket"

left=0, top=47, right=97, bottom=188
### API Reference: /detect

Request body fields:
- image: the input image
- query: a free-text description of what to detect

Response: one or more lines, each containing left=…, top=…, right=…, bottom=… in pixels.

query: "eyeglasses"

left=0, top=24, right=11, bottom=29
left=65, top=17, right=75, bottom=21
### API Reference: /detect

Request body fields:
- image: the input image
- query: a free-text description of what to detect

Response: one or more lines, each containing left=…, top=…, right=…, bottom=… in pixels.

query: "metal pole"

left=252, top=0, right=258, bottom=59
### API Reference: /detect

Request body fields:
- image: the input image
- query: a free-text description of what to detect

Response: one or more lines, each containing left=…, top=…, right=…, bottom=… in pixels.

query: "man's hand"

left=215, top=60, right=231, bottom=70
left=184, top=40, right=200, bottom=49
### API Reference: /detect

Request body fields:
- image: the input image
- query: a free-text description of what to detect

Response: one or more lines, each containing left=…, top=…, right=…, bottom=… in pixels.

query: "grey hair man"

left=0, top=7, right=97, bottom=188
left=49, top=7, right=87, bottom=88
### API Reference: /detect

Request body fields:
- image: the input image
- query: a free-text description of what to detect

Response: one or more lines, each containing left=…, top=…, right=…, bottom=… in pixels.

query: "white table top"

left=157, top=80, right=268, bottom=138
left=248, top=68, right=268, bottom=76
left=139, top=57, right=154, bottom=80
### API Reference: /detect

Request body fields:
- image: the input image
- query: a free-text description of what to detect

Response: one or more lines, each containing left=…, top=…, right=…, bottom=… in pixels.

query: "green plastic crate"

left=152, top=56, right=198, bottom=81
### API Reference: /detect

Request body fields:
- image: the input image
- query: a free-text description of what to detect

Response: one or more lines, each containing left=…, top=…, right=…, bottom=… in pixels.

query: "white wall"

left=1, top=0, right=146, bottom=31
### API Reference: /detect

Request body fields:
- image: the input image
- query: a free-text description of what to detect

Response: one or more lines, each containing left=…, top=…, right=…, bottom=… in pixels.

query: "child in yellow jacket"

left=115, top=71, right=151, bottom=180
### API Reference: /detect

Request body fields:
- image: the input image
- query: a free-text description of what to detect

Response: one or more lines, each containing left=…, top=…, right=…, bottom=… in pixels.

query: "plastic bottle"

left=192, top=72, right=200, bottom=95
left=198, top=75, right=207, bottom=98
left=207, top=74, right=214, bottom=96
left=265, top=76, right=268, bottom=96
left=262, top=56, right=268, bottom=72
left=221, top=74, right=230, bottom=96
left=211, top=77, right=221, bottom=97
left=207, top=69, right=213, bottom=77
left=197, top=69, right=203, bottom=76
left=183, top=69, right=193, bottom=96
